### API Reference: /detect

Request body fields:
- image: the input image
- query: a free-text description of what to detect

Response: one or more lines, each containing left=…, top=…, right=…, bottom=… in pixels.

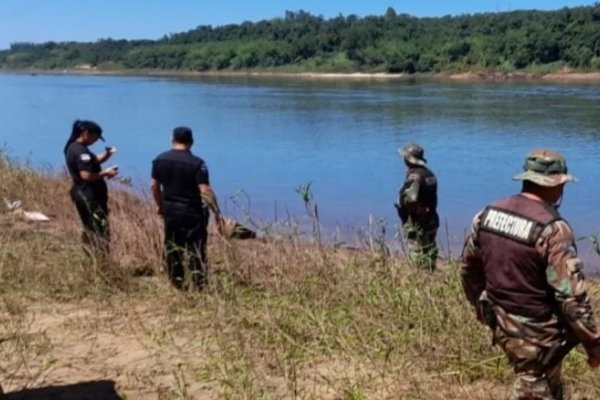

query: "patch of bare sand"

left=448, top=71, right=600, bottom=83
left=1, top=296, right=222, bottom=399
left=542, top=72, right=600, bottom=82
left=447, top=71, right=542, bottom=81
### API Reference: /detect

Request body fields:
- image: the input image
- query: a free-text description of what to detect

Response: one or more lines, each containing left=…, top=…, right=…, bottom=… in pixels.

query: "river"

left=1, top=73, right=600, bottom=270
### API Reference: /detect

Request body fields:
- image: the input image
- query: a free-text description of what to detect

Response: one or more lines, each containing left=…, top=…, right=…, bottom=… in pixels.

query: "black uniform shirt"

left=151, top=149, right=209, bottom=216
left=65, top=142, right=108, bottom=202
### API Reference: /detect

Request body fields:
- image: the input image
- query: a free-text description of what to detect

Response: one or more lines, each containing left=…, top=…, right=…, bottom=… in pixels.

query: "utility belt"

left=164, top=195, right=203, bottom=206
left=163, top=197, right=204, bottom=218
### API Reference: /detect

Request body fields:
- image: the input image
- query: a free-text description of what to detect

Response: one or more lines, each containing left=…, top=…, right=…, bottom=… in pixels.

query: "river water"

left=1, top=73, right=600, bottom=269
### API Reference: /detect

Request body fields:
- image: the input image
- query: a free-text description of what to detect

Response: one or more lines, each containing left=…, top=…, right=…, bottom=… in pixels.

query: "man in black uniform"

left=395, top=143, right=439, bottom=270
left=151, top=127, right=223, bottom=289
left=64, top=120, right=118, bottom=253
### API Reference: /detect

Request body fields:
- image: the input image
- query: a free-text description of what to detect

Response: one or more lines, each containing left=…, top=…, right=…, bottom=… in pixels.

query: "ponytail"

left=64, top=120, right=81, bottom=154
left=63, top=120, right=103, bottom=154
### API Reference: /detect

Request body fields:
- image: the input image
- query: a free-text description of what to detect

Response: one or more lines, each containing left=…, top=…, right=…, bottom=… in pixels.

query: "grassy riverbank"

left=1, top=156, right=599, bottom=399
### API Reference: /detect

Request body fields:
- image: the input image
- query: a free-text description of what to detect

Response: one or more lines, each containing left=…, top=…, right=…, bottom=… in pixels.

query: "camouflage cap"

left=512, top=149, right=576, bottom=187
left=398, top=143, right=427, bottom=166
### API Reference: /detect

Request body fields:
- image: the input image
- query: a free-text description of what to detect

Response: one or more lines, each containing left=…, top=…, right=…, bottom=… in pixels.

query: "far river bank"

left=2, top=67, right=600, bottom=84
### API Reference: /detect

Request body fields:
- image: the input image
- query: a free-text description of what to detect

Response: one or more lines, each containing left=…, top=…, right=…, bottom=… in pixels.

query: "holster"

left=477, top=292, right=497, bottom=332
left=540, top=338, right=577, bottom=371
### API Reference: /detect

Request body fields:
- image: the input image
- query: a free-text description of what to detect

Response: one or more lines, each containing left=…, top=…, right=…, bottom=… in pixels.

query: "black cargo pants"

left=70, top=187, right=110, bottom=253
left=163, top=213, right=208, bottom=289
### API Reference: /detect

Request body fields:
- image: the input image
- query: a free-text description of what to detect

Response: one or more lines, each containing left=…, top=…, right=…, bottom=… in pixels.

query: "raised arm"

left=95, top=147, right=116, bottom=164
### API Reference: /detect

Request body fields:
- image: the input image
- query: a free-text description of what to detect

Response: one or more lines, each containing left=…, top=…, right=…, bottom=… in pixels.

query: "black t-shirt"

left=151, top=149, right=209, bottom=216
left=65, top=142, right=108, bottom=203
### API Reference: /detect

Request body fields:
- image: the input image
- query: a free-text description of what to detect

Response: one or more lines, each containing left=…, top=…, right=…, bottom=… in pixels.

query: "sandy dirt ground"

left=2, top=295, right=221, bottom=399
left=1, top=295, right=514, bottom=400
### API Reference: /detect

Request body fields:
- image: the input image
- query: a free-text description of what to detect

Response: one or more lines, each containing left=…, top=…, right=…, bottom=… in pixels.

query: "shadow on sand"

left=4, top=380, right=122, bottom=400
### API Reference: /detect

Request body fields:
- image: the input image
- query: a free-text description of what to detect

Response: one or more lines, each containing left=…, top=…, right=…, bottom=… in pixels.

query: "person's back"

left=396, top=143, right=439, bottom=270
left=403, top=164, right=438, bottom=229
left=460, top=149, right=600, bottom=399
left=152, top=149, right=206, bottom=217
left=477, top=194, right=560, bottom=319
left=151, top=126, right=221, bottom=290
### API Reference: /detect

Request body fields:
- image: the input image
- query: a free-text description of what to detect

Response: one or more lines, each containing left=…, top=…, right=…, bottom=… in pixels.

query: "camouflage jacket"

left=460, top=209, right=600, bottom=360
left=397, top=166, right=439, bottom=229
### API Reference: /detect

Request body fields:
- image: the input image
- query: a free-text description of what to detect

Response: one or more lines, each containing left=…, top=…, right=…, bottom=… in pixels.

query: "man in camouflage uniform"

left=395, top=143, right=439, bottom=271
left=460, top=149, right=600, bottom=399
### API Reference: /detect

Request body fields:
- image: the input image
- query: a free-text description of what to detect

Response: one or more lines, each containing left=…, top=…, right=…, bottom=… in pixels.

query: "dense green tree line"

left=1, top=5, right=600, bottom=73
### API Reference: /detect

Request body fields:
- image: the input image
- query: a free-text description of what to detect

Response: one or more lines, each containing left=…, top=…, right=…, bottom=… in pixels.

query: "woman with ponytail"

left=64, top=120, right=119, bottom=253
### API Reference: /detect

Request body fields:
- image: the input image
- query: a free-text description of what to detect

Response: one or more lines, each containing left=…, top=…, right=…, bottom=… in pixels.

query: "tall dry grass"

left=0, top=155, right=599, bottom=399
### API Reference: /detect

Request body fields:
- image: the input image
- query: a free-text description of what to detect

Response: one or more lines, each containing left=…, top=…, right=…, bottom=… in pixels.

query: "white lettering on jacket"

left=482, top=209, right=535, bottom=242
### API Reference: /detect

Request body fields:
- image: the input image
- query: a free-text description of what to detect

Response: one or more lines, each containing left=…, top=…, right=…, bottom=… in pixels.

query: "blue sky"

left=0, top=0, right=596, bottom=50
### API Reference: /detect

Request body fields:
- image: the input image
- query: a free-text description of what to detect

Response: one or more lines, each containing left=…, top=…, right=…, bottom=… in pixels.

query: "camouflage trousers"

left=492, top=305, right=569, bottom=400
left=405, top=226, right=438, bottom=271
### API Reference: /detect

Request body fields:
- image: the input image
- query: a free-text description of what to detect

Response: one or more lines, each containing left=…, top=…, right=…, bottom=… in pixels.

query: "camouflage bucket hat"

left=512, top=149, right=576, bottom=187
left=398, top=143, right=427, bottom=166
